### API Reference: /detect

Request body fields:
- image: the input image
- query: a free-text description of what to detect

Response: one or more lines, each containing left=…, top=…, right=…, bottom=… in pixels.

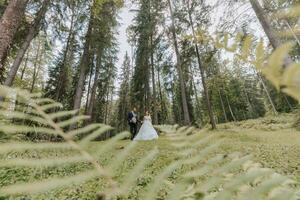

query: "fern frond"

left=0, top=142, right=74, bottom=154
left=48, top=110, right=79, bottom=120
left=0, top=110, right=48, bottom=125
left=0, top=170, right=100, bottom=195
left=39, top=102, right=63, bottom=111
left=57, top=115, right=90, bottom=128
left=79, top=125, right=113, bottom=145
left=0, top=124, right=58, bottom=135
left=0, top=156, right=88, bottom=167
left=119, top=148, right=159, bottom=196
left=1, top=85, right=299, bottom=199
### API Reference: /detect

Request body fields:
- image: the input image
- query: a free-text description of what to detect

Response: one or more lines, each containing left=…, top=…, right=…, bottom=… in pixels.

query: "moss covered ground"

left=0, top=114, right=299, bottom=199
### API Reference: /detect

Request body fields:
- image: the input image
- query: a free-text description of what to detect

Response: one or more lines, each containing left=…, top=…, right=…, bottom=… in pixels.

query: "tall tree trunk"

left=250, top=0, right=293, bottom=66
left=167, top=0, right=191, bottom=125
left=55, top=10, right=75, bottom=102
left=187, top=0, right=216, bottom=129
left=20, top=51, right=30, bottom=80
left=224, top=92, right=237, bottom=122
left=244, top=89, right=255, bottom=118
left=218, top=89, right=228, bottom=123
left=150, top=34, right=158, bottom=124
left=30, top=39, right=42, bottom=93
left=4, top=0, right=50, bottom=86
left=104, top=90, right=109, bottom=124
left=249, top=0, right=280, bottom=49
left=0, top=0, right=28, bottom=72
left=87, top=54, right=101, bottom=118
left=0, top=48, right=8, bottom=83
left=257, top=72, right=278, bottom=115
left=157, top=64, right=167, bottom=123
left=85, top=63, right=94, bottom=113
left=189, top=65, right=203, bottom=125
left=72, top=17, right=93, bottom=114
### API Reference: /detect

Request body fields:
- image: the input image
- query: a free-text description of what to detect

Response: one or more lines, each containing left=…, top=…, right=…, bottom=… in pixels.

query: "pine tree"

left=116, top=52, right=132, bottom=130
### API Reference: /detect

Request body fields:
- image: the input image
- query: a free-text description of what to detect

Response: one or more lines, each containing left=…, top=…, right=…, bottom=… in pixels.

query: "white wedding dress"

left=134, top=116, right=158, bottom=141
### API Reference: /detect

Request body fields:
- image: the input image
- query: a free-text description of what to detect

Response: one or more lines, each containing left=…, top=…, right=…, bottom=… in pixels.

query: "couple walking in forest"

left=128, top=107, right=159, bottom=141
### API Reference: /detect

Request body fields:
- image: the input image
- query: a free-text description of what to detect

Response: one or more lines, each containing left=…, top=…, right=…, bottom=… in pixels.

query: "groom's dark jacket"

left=128, top=112, right=136, bottom=124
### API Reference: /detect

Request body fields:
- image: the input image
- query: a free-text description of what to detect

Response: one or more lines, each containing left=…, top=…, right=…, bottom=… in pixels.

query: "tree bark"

left=187, top=0, right=216, bottom=129
left=218, top=89, right=228, bottom=123
left=250, top=0, right=293, bottom=66
left=85, top=63, right=94, bottom=113
left=72, top=32, right=91, bottom=111
left=55, top=9, right=75, bottom=102
left=0, top=0, right=28, bottom=72
left=87, top=54, right=101, bottom=118
left=70, top=16, right=93, bottom=130
left=167, top=0, right=191, bottom=125
left=157, top=64, right=167, bottom=123
left=150, top=34, right=158, bottom=124
left=189, top=65, right=203, bottom=125
left=4, top=0, right=50, bottom=86
left=30, top=38, right=42, bottom=93
left=244, top=89, right=255, bottom=118
left=104, top=90, right=109, bottom=124
left=257, top=72, right=278, bottom=115
left=224, top=92, right=237, bottom=122
left=20, top=50, right=30, bottom=80
left=249, top=0, right=280, bottom=49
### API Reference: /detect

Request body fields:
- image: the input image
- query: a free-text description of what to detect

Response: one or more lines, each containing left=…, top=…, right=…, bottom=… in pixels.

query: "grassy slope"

left=0, top=113, right=299, bottom=199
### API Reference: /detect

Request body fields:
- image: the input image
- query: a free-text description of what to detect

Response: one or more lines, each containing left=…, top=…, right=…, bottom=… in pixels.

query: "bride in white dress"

left=134, top=111, right=159, bottom=141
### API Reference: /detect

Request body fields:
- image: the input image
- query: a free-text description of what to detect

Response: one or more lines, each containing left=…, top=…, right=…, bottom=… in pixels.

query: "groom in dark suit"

left=128, top=107, right=138, bottom=140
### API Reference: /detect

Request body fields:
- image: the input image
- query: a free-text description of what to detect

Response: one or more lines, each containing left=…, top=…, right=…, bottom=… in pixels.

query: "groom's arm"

left=127, top=112, right=132, bottom=122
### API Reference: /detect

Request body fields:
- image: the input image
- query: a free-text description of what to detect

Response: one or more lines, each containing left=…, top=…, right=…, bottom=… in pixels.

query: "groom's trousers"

left=129, top=123, right=137, bottom=140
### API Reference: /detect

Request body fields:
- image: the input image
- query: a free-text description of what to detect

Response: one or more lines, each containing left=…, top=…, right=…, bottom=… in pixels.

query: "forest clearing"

left=1, top=0, right=300, bottom=199
left=1, top=113, right=300, bottom=199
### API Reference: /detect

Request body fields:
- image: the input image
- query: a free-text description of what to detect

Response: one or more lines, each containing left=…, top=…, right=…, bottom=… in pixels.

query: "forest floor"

left=1, top=113, right=300, bottom=199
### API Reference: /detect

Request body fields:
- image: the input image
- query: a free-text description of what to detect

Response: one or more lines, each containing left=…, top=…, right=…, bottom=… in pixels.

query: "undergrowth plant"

left=0, top=86, right=299, bottom=199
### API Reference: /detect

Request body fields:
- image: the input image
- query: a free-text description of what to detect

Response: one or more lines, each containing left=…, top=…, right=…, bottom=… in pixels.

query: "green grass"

left=1, top=114, right=300, bottom=199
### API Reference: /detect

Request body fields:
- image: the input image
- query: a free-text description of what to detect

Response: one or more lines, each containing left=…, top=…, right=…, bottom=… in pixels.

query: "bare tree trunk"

left=250, top=0, right=280, bottom=49
left=167, top=0, right=191, bottom=125
left=187, top=0, right=216, bottom=129
left=55, top=10, right=75, bottom=102
left=157, top=65, right=163, bottom=109
left=157, top=64, right=167, bottom=123
left=218, top=89, right=228, bottom=122
left=189, top=65, right=203, bottom=125
left=0, top=48, right=8, bottom=83
left=72, top=18, right=93, bottom=114
left=20, top=51, right=30, bottom=80
left=250, top=0, right=293, bottom=66
left=85, top=64, right=94, bottom=113
left=224, top=92, right=236, bottom=122
left=104, top=91, right=109, bottom=124
left=87, top=54, right=101, bottom=117
left=0, top=0, right=28, bottom=72
left=30, top=39, right=42, bottom=93
left=150, top=34, right=158, bottom=124
left=244, top=89, right=255, bottom=118
left=257, top=72, right=278, bottom=115
left=4, top=0, right=50, bottom=86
